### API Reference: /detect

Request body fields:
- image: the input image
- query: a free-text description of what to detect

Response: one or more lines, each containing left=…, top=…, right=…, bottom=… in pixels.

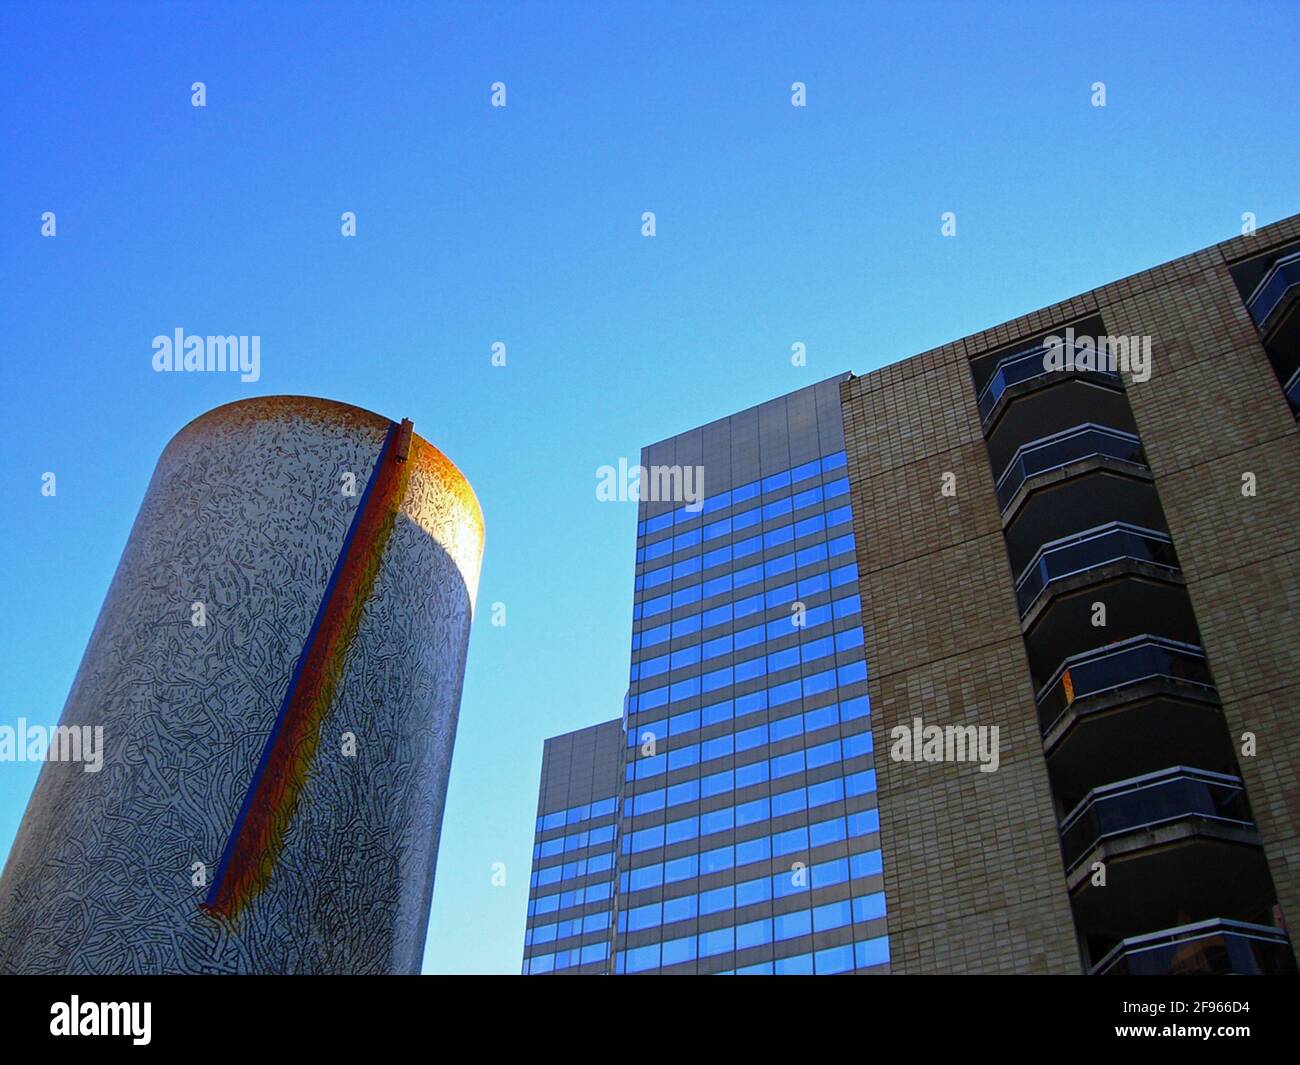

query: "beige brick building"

left=843, top=214, right=1300, bottom=973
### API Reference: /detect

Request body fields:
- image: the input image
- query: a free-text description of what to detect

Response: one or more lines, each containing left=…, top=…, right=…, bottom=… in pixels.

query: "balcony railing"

left=995, top=423, right=1145, bottom=511
left=1285, top=365, right=1300, bottom=418
left=1014, top=521, right=1178, bottom=617
left=976, top=341, right=1119, bottom=423
left=1246, top=250, right=1300, bottom=332
left=1093, top=918, right=1296, bottom=976
left=1035, top=635, right=1215, bottom=735
left=1059, top=766, right=1252, bottom=873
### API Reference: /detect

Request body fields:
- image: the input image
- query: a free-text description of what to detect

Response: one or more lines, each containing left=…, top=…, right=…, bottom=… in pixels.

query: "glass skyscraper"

left=524, top=375, right=889, bottom=974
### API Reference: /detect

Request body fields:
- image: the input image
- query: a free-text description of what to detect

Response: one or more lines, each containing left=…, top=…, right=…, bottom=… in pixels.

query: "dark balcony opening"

left=1069, top=823, right=1276, bottom=947
left=1059, top=767, right=1253, bottom=874
left=1046, top=693, right=1233, bottom=800
left=1286, top=365, right=1300, bottom=417
left=1036, top=635, right=1212, bottom=727
left=1229, top=241, right=1300, bottom=417
left=1245, top=249, right=1300, bottom=336
left=995, top=423, right=1147, bottom=515
left=978, top=348, right=1126, bottom=430
left=1228, top=240, right=1300, bottom=302
left=1003, top=469, right=1163, bottom=575
left=1091, top=919, right=1297, bottom=975
left=984, top=376, right=1132, bottom=464
left=969, top=315, right=1107, bottom=398
left=1261, top=305, right=1300, bottom=416
left=1022, top=574, right=1200, bottom=689
left=1015, top=521, right=1178, bottom=618
left=985, top=380, right=1137, bottom=474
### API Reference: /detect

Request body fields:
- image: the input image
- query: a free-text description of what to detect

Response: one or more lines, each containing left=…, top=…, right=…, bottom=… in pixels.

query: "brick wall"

left=840, top=348, right=1080, bottom=974
left=840, top=212, right=1300, bottom=972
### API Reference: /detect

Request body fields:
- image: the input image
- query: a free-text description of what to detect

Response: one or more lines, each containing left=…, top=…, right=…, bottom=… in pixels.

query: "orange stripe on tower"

left=202, top=419, right=414, bottom=920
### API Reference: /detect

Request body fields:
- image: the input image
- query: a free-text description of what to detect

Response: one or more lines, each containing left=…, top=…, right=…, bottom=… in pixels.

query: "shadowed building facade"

left=0, top=396, right=483, bottom=974
left=520, top=720, right=625, bottom=975
left=524, top=215, right=1300, bottom=975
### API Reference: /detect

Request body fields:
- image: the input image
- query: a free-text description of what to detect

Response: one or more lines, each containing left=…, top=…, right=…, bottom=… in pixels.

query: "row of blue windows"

left=627, top=767, right=877, bottom=847
left=640, top=529, right=854, bottom=595
left=528, top=837, right=883, bottom=920
left=534, top=822, right=616, bottom=859
left=639, top=484, right=851, bottom=569
left=637, top=449, right=847, bottom=538
left=624, top=805, right=880, bottom=859
left=630, top=657, right=868, bottom=719
left=529, top=780, right=881, bottom=917
left=634, top=592, right=860, bottom=655
left=624, top=888, right=884, bottom=937
left=625, top=908, right=857, bottom=969
left=629, top=727, right=874, bottom=787
left=524, top=940, right=608, bottom=975
left=641, top=507, right=854, bottom=578
left=531, top=848, right=614, bottom=882
left=621, top=817, right=877, bottom=885
left=637, top=452, right=848, bottom=537
left=616, top=863, right=883, bottom=972
left=634, top=611, right=862, bottom=684
left=630, top=691, right=868, bottom=753
left=623, top=890, right=885, bottom=944
left=641, top=505, right=854, bottom=578
left=636, top=544, right=856, bottom=628
left=525, top=909, right=611, bottom=947
left=530, top=878, right=613, bottom=917
left=633, top=625, right=864, bottom=686
left=534, top=795, right=618, bottom=834
left=718, top=936, right=890, bottom=975
left=624, top=741, right=870, bottom=820
left=620, top=832, right=883, bottom=896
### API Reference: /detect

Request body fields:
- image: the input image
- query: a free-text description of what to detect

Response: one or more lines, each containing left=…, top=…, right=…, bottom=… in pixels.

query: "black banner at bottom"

left=0, top=974, right=1293, bottom=1052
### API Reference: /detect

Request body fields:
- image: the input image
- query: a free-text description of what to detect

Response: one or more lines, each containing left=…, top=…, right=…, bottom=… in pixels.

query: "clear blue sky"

left=0, top=1, right=1295, bottom=974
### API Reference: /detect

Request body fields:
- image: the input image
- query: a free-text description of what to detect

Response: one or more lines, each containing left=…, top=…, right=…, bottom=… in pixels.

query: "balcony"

left=1059, top=766, right=1252, bottom=875
left=1246, top=250, right=1300, bottom=334
left=1037, top=637, right=1231, bottom=796
left=1092, top=919, right=1297, bottom=975
left=995, top=424, right=1145, bottom=514
left=1014, top=522, right=1178, bottom=619
left=1065, top=767, right=1276, bottom=938
left=1003, top=470, right=1164, bottom=578
left=976, top=341, right=1120, bottom=427
left=1286, top=365, right=1300, bottom=417
left=1036, top=636, right=1214, bottom=737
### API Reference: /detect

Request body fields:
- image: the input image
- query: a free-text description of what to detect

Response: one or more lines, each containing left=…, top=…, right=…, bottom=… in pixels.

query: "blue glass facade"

left=522, top=721, right=624, bottom=975
left=525, top=375, right=889, bottom=974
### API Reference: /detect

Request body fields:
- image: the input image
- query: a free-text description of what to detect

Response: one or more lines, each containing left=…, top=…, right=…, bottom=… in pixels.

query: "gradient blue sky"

left=0, top=1, right=1295, bottom=974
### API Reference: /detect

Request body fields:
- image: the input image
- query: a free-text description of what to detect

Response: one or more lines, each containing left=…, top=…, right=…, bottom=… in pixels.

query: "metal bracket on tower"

left=395, top=418, right=414, bottom=462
